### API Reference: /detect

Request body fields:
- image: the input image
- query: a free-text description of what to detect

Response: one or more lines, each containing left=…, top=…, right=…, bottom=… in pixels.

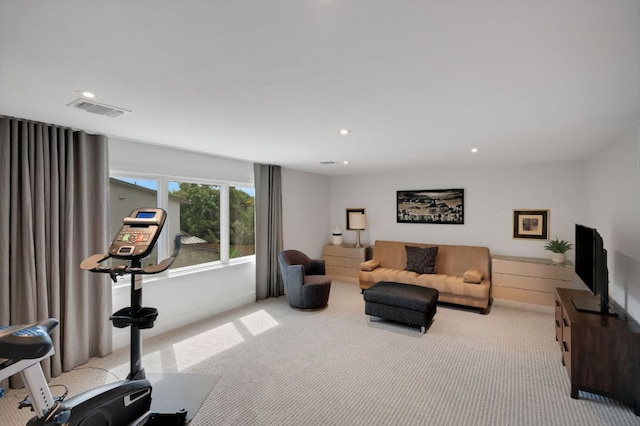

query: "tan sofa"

left=359, top=240, right=492, bottom=313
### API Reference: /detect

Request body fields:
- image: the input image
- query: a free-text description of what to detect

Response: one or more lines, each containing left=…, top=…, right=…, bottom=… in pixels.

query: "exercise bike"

left=0, top=207, right=187, bottom=425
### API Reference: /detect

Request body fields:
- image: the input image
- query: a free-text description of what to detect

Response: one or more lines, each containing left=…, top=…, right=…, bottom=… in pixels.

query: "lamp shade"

left=349, top=212, right=367, bottom=230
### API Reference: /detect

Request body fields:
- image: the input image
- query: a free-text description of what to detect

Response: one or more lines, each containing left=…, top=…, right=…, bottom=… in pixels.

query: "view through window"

left=109, top=176, right=254, bottom=273
left=230, top=185, right=256, bottom=258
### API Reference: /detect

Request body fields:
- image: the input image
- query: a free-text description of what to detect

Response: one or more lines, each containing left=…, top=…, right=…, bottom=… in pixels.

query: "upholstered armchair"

left=277, top=250, right=332, bottom=310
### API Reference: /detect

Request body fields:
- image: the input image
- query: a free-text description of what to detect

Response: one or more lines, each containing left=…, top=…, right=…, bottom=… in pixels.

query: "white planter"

left=551, top=253, right=566, bottom=263
left=332, top=227, right=342, bottom=245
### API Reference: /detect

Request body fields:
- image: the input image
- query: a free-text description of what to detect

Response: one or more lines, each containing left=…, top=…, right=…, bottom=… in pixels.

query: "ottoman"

left=363, top=281, right=438, bottom=333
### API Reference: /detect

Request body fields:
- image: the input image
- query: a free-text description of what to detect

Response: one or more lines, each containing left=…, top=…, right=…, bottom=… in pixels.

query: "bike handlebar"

left=81, top=234, right=182, bottom=282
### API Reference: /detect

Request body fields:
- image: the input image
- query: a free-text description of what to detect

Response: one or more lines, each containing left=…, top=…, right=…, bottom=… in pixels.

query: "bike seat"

left=0, top=318, right=59, bottom=360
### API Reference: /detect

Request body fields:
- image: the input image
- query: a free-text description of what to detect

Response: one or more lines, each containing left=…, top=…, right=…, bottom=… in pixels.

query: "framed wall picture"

left=346, top=208, right=366, bottom=230
left=513, top=209, right=549, bottom=239
left=396, top=189, right=464, bottom=224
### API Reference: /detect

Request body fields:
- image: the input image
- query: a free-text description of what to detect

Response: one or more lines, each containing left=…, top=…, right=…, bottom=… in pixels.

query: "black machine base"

left=144, top=410, right=187, bottom=425
left=147, top=373, right=219, bottom=424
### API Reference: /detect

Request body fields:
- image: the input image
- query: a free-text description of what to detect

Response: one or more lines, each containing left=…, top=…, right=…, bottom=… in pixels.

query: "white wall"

left=112, top=262, right=255, bottom=349
left=281, top=168, right=331, bottom=259
left=108, top=137, right=257, bottom=350
left=330, top=161, right=583, bottom=261
left=582, top=127, right=640, bottom=320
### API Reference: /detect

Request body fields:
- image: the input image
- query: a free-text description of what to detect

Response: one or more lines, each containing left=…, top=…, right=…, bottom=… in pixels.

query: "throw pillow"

left=360, top=259, right=381, bottom=271
left=405, top=245, right=438, bottom=274
left=463, top=269, right=484, bottom=284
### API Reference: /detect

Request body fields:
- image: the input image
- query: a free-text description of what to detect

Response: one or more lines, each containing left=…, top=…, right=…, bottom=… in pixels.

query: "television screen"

left=573, top=223, right=614, bottom=315
left=575, top=224, right=595, bottom=293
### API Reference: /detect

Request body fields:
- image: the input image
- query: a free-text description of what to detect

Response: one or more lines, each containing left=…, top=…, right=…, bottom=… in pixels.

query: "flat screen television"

left=573, top=223, right=615, bottom=315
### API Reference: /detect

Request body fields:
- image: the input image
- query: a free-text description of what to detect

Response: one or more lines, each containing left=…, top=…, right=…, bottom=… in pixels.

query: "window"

left=169, top=181, right=221, bottom=268
left=109, top=175, right=254, bottom=274
left=230, top=186, right=255, bottom=259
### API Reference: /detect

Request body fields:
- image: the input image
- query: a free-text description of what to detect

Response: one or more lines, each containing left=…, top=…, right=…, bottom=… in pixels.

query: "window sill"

left=112, top=255, right=255, bottom=291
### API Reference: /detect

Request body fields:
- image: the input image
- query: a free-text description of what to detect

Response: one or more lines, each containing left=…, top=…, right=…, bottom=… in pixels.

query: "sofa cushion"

left=361, top=267, right=419, bottom=285
left=405, top=245, right=438, bottom=274
left=415, top=275, right=489, bottom=300
left=360, top=259, right=381, bottom=271
left=463, top=269, right=484, bottom=284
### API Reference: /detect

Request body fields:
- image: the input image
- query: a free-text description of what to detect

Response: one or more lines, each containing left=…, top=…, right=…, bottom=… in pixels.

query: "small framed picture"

left=346, top=208, right=366, bottom=230
left=513, top=209, right=549, bottom=240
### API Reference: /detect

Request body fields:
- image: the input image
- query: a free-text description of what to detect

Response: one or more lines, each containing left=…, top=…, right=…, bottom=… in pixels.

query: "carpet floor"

left=1, top=281, right=638, bottom=425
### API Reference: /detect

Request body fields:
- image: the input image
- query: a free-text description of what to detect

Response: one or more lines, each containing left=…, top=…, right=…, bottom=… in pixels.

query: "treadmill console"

left=108, top=208, right=167, bottom=260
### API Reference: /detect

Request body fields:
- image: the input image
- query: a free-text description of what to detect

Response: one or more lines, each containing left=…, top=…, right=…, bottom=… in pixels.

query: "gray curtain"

left=254, top=163, right=284, bottom=299
left=0, top=116, right=111, bottom=387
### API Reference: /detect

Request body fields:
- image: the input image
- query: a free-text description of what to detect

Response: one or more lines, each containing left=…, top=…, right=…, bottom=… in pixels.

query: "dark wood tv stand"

left=555, top=288, right=640, bottom=415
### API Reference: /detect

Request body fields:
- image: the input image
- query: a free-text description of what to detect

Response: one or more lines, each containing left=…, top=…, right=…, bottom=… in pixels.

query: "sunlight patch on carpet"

left=172, top=322, right=245, bottom=371
left=240, top=309, right=279, bottom=336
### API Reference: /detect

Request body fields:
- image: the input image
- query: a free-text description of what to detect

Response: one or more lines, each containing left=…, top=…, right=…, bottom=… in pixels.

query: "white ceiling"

left=1, top=1, right=639, bottom=176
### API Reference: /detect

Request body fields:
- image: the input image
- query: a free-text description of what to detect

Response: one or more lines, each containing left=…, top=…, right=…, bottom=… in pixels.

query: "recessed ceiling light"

left=76, top=90, right=96, bottom=99
left=339, top=129, right=350, bottom=135
left=343, top=161, right=349, bottom=165
left=470, top=148, right=478, bottom=153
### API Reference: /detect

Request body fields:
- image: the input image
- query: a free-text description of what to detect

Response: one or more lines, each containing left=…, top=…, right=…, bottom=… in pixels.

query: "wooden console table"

left=322, top=244, right=371, bottom=284
left=555, top=287, right=640, bottom=415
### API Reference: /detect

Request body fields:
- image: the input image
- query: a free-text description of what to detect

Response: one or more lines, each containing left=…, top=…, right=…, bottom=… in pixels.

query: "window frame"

left=109, top=171, right=255, bottom=281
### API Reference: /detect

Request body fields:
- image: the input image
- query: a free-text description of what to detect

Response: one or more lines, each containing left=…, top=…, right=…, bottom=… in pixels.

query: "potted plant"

left=544, top=237, right=573, bottom=263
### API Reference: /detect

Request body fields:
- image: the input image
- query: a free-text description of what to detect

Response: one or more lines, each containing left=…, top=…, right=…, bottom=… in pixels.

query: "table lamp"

left=349, top=212, right=367, bottom=248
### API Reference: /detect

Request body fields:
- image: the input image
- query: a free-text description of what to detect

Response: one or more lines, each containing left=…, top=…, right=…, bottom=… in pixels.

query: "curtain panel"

left=254, top=163, right=283, bottom=299
left=0, top=116, right=111, bottom=386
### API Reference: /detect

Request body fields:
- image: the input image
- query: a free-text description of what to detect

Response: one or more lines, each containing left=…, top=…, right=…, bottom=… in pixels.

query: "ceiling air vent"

left=66, top=98, right=131, bottom=118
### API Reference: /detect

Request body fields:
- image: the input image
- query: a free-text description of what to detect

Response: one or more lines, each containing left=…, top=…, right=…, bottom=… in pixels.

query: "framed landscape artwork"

left=397, top=189, right=464, bottom=224
left=513, top=209, right=549, bottom=240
